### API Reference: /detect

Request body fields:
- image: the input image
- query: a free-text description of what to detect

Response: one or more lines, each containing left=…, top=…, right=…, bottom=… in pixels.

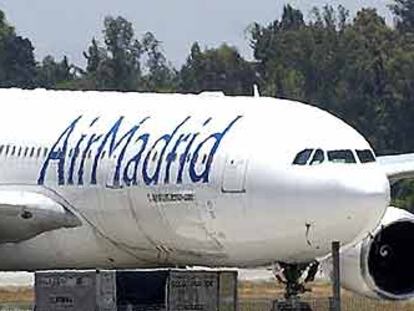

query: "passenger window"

left=293, top=149, right=314, bottom=165
left=37, top=147, right=42, bottom=158
left=328, top=150, right=356, bottom=164
left=0, top=145, right=3, bottom=155
left=11, top=146, right=16, bottom=156
left=17, top=147, right=22, bottom=157
left=310, top=149, right=325, bottom=165
left=30, top=148, right=35, bottom=158
left=43, top=148, right=49, bottom=157
left=5, top=145, right=10, bottom=156
left=24, top=147, right=29, bottom=157
left=356, top=150, right=376, bottom=163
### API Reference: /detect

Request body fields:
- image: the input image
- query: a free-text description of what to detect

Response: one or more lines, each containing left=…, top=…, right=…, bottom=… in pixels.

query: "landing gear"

left=272, top=261, right=319, bottom=310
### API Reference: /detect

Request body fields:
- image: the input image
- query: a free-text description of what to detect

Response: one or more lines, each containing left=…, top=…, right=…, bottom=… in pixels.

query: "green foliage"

left=390, top=0, right=414, bottom=32
left=179, top=43, right=256, bottom=95
left=83, top=16, right=143, bottom=91
left=81, top=16, right=176, bottom=92
left=140, top=32, right=177, bottom=92
left=36, top=56, right=77, bottom=89
left=0, top=10, right=14, bottom=39
left=0, top=10, right=36, bottom=88
left=392, top=181, right=414, bottom=213
left=280, top=5, right=305, bottom=30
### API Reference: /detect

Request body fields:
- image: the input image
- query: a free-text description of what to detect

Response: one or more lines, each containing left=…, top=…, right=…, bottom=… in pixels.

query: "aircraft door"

left=221, top=156, right=248, bottom=193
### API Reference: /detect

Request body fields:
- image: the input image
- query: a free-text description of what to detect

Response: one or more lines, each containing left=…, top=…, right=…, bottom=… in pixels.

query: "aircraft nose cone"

left=303, top=167, right=390, bottom=255
left=341, top=167, right=390, bottom=234
left=345, top=168, right=390, bottom=203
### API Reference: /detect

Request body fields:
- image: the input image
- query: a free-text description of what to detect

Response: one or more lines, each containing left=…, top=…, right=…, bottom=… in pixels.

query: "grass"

left=0, top=281, right=414, bottom=310
left=0, top=287, right=32, bottom=311
left=0, top=287, right=32, bottom=304
left=239, top=280, right=414, bottom=311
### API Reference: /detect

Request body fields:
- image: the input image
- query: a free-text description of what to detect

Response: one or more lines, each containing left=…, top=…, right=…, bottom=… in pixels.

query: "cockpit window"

left=356, top=149, right=376, bottom=163
left=310, top=149, right=325, bottom=165
left=293, top=149, right=314, bottom=165
left=327, top=150, right=356, bottom=164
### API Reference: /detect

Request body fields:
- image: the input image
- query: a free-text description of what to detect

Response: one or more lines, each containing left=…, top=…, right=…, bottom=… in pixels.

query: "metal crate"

left=35, top=269, right=237, bottom=311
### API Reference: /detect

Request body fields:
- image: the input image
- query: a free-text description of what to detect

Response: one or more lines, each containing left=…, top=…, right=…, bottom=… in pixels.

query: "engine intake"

left=325, top=207, right=414, bottom=301
left=368, top=221, right=414, bottom=296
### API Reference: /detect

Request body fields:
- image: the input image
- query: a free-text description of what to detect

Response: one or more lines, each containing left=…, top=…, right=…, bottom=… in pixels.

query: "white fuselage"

left=0, top=89, right=390, bottom=271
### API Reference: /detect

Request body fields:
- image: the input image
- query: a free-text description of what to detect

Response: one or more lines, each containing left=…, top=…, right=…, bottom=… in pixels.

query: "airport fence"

left=1, top=297, right=414, bottom=311
left=239, top=297, right=414, bottom=311
left=0, top=303, right=32, bottom=311
left=0, top=297, right=414, bottom=311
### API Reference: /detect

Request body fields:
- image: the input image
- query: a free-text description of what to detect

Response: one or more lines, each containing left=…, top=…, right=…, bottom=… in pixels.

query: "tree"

left=84, top=38, right=104, bottom=74
left=36, top=56, right=77, bottom=89
left=390, top=0, right=414, bottom=32
left=140, top=32, right=177, bottom=92
left=250, top=5, right=347, bottom=101
left=385, top=41, right=414, bottom=153
left=83, top=16, right=176, bottom=92
left=83, top=16, right=143, bottom=91
left=0, top=10, right=37, bottom=88
left=179, top=43, right=256, bottom=95
left=0, top=10, right=13, bottom=40
left=280, top=5, right=305, bottom=30
left=0, top=35, right=37, bottom=88
left=337, top=9, right=397, bottom=153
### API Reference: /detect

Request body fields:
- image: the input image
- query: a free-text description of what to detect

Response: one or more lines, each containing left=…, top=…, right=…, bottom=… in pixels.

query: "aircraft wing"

left=0, top=190, right=81, bottom=244
left=377, top=153, right=414, bottom=183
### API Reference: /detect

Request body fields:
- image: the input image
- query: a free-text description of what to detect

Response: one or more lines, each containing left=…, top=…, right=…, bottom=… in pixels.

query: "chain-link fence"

left=0, top=303, right=32, bottom=311
left=239, top=297, right=414, bottom=311
left=2, top=287, right=414, bottom=310
left=0, top=298, right=413, bottom=311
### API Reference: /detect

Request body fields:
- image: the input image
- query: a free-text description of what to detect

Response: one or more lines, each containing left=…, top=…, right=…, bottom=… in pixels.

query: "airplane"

left=0, top=88, right=413, bottom=301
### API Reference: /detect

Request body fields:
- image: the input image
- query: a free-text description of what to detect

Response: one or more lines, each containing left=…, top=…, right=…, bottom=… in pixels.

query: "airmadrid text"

left=37, top=115, right=242, bottom=187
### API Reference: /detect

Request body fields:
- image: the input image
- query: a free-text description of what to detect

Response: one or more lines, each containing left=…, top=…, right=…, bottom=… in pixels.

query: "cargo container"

left=35, top=269, right=237, bottom=311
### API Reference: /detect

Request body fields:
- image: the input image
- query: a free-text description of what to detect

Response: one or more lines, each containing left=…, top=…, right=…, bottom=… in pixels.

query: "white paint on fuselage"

left=0, top=89, right=389, bottom=271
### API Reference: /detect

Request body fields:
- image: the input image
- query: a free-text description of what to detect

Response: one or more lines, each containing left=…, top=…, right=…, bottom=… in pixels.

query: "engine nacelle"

left=325, top=206, right=414, bottom=300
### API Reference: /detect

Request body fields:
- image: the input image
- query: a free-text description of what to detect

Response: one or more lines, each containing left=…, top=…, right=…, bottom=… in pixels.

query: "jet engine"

left=0, top=190, right=81, bottom=244
left=326, top=206, right=414, bottom=300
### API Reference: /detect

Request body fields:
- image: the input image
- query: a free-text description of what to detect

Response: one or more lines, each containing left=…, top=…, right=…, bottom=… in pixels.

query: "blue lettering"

left=189, top=116, right=242, bottom=183
left=78, top=134, right=102, bottom=185
left=142, top=117, right=190, bottom=186
left=164, top=133, right=191, bottom=184
left=122, top=134, right=149, bottom=186
left=37, top=116, right=82, bottom=185
left=39, top=114, right=243, bottom=187
left=90, top=117, right=149, bottom=185
left=177, top=133, right=199, bottom=184
left=67, top=134, right=86, bottom=185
